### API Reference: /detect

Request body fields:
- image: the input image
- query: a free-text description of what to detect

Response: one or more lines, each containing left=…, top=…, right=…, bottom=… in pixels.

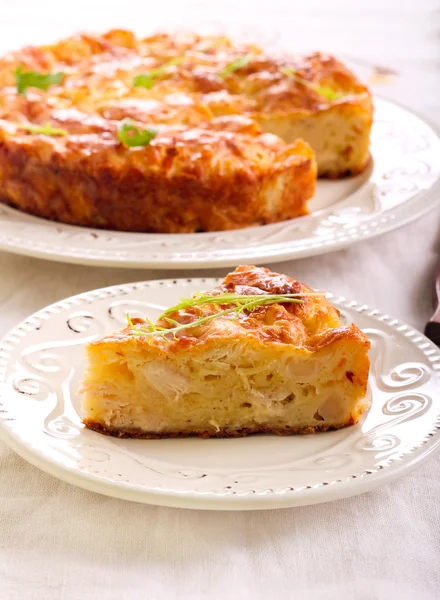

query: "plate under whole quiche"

left=0, top=29, right=373, bottom=233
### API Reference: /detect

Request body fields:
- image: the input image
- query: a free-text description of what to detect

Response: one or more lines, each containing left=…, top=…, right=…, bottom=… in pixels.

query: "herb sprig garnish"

left=15, top=67, right=64, bottom=95
left=15, top=122, right=68, bottom=136
left=133, top=57, right=184, bottom=89
left=126, top=291, right=324, bottom=339
left=117, top=119, right=158, bottom=147
left=281, top=67, right=344, bottom=102
left=220, top=54, right=252, bottom=78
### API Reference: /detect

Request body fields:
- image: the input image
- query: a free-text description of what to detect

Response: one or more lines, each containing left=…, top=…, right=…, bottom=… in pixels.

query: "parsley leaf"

left=15, top=67, right=64, bottom=95
left=15, top=122, right=68, bottom=136
left=220, top=54, right=252, bottom=78
left=281, top=67, right=344, bottom=101
left=117, top=119, right=158, bottom=147
left=133, top=56, right=184, bottom=89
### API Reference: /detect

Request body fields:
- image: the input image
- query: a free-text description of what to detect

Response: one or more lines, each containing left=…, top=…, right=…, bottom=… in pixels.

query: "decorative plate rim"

left=0, top=277, right=440, bottom=510
left=0, top=97, right=439, bottom=269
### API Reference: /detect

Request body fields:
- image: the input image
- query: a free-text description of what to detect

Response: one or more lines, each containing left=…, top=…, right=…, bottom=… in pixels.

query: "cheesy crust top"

left=0, top=30, right=369, bottom=137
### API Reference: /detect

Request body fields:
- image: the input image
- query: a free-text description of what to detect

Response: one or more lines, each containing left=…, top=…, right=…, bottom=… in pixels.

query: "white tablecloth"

left=0, top=1, right=439, bottom=598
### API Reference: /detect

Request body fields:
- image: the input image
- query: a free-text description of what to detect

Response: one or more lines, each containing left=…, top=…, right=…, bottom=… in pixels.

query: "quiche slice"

left=82, top=266, right=371, bottom=438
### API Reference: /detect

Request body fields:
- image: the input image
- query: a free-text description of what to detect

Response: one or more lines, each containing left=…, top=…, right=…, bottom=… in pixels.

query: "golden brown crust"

left=0, top=30, right=371, bottom=232
left=83, top=412, right=362, bottom=439
left=95, top=265, right=346, bottom=348
left=0, top=32, right=369, bottom=116
left=0, top=121, right=315, bottom=232
left=308, top=323, right=370, bottom=353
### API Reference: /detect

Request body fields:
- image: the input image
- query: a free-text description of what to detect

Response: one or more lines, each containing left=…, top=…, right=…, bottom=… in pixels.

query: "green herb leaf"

left=117, top=119, right=158, bottom=147
left=133, top=56, right=184, bottom=89
left=220, top=54, right=252, bottom=78
left=15, top=67, right=64, bottom=95
left=314, top=86, right=345, bottom=101
left=15, top=122, right=68, bottom=136
left=281, top=67, right=344, bottom=101
left=126, top=291, right=325, bottom=339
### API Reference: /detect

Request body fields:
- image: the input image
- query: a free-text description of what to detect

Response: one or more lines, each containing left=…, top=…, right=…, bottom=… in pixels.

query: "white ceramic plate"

left=0, top=98, right=439, bottom=269
left=0, top=277, right=439, bottom=510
